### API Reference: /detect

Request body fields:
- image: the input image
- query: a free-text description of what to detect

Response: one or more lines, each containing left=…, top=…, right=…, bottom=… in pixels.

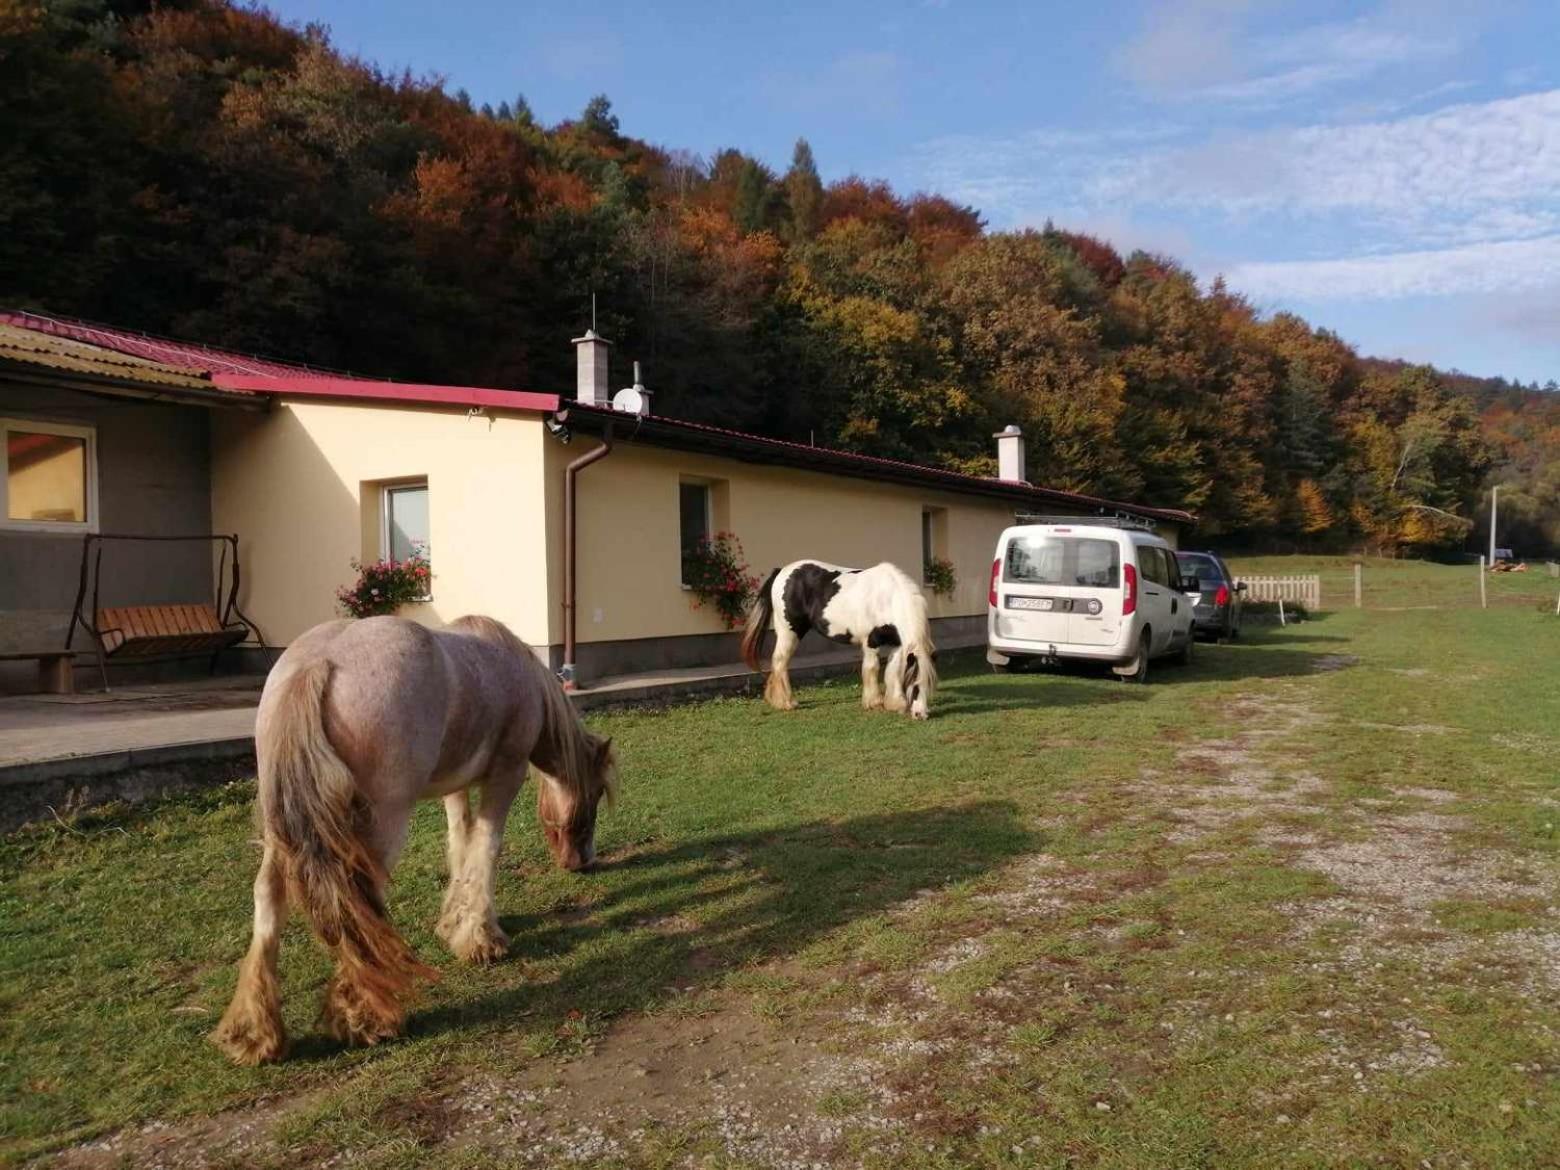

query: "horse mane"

left=447, top=615, right=611, bottom=803
left=881, top=563, right=938, bottom=705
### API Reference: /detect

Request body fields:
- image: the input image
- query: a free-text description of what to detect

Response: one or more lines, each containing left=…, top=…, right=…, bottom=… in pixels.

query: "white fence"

left=1238, top=574, right=1322, bottom=610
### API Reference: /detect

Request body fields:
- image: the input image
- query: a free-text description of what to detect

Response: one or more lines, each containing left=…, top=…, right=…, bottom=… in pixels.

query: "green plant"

left=335, top=546, right=432, bottom=618
left=924, top=555, right=957, bottom=599
left=683, top=531, right=759, bottom=629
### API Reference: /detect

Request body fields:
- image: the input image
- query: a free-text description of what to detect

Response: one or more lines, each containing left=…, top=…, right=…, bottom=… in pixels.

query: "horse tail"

left=258, top=658, right=435, bottom=1032
left=742, top=567, right=781, bottom=670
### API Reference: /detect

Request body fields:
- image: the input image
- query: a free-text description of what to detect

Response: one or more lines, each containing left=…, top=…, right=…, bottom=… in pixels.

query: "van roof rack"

left=1014, top=513, right=1157, bottom=531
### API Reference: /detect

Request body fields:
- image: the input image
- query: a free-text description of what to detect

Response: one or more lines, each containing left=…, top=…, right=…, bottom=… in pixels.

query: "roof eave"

left=213, top=374, right=560, bottom=413
left=0, top=360, right=266, bottom=409
left=558, top=405, right=1195, bottom=526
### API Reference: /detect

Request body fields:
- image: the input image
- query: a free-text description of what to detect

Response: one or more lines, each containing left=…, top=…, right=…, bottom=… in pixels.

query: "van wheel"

left=1116, top=633, right=1150, bottom=684
left=993, top=655, right=1032, bottom=674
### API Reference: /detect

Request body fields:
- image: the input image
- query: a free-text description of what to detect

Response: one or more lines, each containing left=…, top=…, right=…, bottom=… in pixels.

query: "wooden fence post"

left=1353, top=562, right=1362, bottom=609
left=1479, top=555, right=1487, bottom=609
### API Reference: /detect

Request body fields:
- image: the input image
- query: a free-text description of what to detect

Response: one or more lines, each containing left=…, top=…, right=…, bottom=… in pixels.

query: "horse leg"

left=212, top=843, right=289, bottom=1064
left=444, top=769, right=524, bottom=964
left=883, top=646, right=909, bottom=713
left=319, top=797, right=420, bottom=1047
left=764, top=624, right=800, bottom=710
left=435, top=790, right=474, bottom=948
left=860, top=644, right=884, bottom=710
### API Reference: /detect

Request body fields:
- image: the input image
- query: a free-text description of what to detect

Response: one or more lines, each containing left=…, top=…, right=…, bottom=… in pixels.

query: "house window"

left=680, top=481, right=711, bottom=585
left=921, top=506, right=948, bottom=582
left=383, top=482, right=430, bottom=563
left=1, top=418, right=96, bottom=532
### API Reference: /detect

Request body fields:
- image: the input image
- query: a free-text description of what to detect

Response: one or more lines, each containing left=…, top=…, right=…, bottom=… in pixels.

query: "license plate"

left=1008, top=596, right=1054, bottom=611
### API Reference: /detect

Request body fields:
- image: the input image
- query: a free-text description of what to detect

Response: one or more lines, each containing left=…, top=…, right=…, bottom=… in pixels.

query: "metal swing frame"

left=65, top=533, right=269, bottom=691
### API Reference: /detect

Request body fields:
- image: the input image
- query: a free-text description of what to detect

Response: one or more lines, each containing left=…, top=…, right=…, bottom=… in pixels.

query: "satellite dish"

left=613, top=385, right=651, bottom=415
left=613, top=360, right=652, bottom=415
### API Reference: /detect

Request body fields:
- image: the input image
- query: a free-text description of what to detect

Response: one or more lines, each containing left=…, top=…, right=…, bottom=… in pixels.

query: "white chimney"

left=571, top=329, right=611, bottom=405
left=994, top=425, right=1026, bottom=482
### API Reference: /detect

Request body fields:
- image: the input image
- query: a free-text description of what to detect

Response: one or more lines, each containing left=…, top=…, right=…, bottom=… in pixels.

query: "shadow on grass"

left=410, top=801, right=1035, bottom=1039
left=937, top=679, right=1152, bottom=716
left=958, top=636, right=1356, bottom=691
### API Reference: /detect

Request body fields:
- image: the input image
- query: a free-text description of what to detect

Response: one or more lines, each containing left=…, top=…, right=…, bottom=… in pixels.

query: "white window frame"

left=679, top=479, right=713, bottom=588
left=0, top=417, right=99, bottom=534
left=380, top=480, right=431, bottom=600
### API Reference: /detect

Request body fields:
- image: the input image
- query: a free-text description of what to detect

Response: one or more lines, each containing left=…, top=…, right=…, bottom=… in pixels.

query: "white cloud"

left=1105, top=89, right=1560, bottom=221
left=1115, top=0, right=1251, bottom=95
left=1117, top=1, right=1467, bottom=105
left=909, top=83, right=1560, bottom=302
left=1225, top=234, right=1560, bottom=301
left=760, top=51, right=904, bottom=119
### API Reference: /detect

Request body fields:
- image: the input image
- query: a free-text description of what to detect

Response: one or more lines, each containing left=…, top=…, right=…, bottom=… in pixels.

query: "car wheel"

left=1173, top=628, right=1194, bottom=666
left=1116, top=632, right=1150, bottom=684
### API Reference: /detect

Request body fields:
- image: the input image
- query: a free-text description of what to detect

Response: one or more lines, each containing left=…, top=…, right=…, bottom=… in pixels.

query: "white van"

left=986, top=520, right=1196, bottom=682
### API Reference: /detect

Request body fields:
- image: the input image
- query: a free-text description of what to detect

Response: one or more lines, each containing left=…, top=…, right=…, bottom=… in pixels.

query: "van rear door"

left=999, top=532, right=1122, bottom=647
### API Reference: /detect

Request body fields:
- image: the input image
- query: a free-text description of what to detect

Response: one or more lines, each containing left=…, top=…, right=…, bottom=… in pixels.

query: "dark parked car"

left=1175, top=550, right=1245, bottom=640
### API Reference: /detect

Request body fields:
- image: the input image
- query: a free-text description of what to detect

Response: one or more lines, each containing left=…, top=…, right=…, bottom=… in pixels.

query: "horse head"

left=537, top=734, right=616, bottom=871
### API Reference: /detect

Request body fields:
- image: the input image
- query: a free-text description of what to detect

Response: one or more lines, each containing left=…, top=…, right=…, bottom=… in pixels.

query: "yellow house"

left=1, top=311, right=1191, bottom=690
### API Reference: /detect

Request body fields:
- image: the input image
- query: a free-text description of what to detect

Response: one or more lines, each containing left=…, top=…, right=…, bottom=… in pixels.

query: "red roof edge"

left=213, top=374, right=560, bottom=413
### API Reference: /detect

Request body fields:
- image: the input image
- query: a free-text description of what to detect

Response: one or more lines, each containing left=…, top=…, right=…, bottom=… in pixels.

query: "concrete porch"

left=0, top=633, right=984, bottom=830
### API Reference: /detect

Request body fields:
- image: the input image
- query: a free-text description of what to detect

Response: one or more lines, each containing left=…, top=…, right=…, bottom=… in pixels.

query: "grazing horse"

left=742, top=560, right=937, bottom=719
left=212, top=614, right=615, bottom=1065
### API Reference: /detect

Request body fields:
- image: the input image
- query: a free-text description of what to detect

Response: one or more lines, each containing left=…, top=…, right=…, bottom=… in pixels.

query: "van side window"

left=1140, top=546, right=1169, bottom=586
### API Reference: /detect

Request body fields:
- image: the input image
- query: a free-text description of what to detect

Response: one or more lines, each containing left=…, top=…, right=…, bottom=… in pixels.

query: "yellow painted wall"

left=543, top=438, right=1075, bottom=645
left=212, top=399, right=1181, bottom=652
left=210, top=402, right=552, bottom=646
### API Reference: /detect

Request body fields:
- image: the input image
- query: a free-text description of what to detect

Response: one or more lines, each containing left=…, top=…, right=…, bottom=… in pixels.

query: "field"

left=2, top=558, right=1557, bottom=1169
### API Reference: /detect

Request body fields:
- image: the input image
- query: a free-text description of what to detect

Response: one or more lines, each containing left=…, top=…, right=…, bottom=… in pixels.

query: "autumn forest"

left=3, top=0, right=1556, bottom=552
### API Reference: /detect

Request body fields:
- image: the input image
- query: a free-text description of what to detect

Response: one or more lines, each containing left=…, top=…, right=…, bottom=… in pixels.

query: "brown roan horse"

left=212, top=614, right=616, bottom=1065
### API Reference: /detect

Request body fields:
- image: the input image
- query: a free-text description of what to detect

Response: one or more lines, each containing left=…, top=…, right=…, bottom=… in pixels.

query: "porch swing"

left=65, top=533, right=268, bottom=691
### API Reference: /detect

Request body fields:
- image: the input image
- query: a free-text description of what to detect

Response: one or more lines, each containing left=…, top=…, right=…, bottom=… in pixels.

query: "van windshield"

left=1005, top=535, right=1121, bottom=588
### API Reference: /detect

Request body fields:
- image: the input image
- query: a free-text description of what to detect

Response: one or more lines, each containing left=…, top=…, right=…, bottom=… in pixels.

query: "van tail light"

left=1215, top=584, right=1230, bottom=608
left=1123, top=563, right=1138, bottom=616
left=988, top=558, right=1001, bottom=607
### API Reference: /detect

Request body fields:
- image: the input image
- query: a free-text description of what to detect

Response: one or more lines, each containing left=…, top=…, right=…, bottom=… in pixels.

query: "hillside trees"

left=0, top=0, right=1550, bottom=552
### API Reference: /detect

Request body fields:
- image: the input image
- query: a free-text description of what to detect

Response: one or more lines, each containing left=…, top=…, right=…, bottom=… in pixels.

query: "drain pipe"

left=558, top=411, right=614, bottom=690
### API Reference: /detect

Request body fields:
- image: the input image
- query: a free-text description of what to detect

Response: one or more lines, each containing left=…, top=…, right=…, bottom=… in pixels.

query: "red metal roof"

left=1, top=309, right=556, bottom=411
left=0, top=309, right=347, bottom=380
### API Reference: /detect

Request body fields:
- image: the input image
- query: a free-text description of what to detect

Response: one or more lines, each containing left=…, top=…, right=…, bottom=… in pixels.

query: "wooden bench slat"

left=94, top=604, right=243, bottom=659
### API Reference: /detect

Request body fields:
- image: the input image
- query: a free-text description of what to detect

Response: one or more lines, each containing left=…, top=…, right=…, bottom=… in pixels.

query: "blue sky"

left=266, top=0, right=1560, bottom=385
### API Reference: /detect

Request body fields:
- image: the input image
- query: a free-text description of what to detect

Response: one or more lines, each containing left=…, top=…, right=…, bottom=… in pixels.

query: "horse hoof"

left=211, top=1014, right=287, bottom=1066
left=321, top=976, right=405, bottom=1047
left=453, top=926, right=510, bottom=965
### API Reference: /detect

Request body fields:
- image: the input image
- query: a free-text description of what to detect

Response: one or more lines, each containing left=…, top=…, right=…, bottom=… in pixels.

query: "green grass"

left=2, top=557, right=1557, bottom=1168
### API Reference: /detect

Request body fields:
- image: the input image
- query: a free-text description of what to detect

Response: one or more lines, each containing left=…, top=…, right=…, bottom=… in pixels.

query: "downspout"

left=559, top=411, right=614, bottom=690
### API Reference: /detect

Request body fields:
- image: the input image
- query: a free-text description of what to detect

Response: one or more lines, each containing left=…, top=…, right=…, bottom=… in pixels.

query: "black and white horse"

left=741, top=561, right=937, bottom=719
